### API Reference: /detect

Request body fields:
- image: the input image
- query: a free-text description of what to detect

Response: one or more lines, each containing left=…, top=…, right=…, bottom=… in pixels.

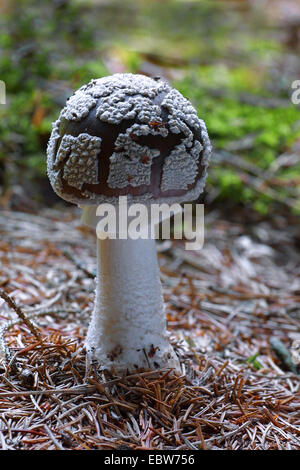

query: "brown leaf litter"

left=0, top=208, right=299, bottom=450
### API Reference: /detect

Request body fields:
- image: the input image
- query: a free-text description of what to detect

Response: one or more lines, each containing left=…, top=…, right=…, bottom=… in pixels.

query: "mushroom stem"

left=86, top=236, right=180, bottom=372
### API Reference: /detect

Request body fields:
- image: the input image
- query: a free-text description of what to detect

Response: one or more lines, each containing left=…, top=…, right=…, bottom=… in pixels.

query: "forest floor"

left=0, top=0, right=300, bottom=452
left=0, top=207, right=299, bottom=450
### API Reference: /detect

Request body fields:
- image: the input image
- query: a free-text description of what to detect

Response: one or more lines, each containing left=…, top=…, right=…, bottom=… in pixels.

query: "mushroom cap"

left=47, top=73, right=211, bottom=205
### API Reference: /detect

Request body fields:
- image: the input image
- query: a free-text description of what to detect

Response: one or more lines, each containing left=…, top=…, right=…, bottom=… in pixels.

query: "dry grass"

left=0, top=208, right=299, bottom=450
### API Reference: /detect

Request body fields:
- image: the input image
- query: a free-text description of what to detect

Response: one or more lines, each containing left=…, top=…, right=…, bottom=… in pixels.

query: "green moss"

left=64, top=59, right=108, bottom=87
left=178, top=76, right=300, bottom=153
left=194, top=64, right=266, bottom=94
left=246, top=352, right=263, bottom=370
left=0, top=0, right=299, bottom=213
left=246, top=38, right=283, bottom=55
left=252, top=200, right=270, bottom=215
left=214, top=168, right=242, bottom=195
left=176, top=74, right=300, bottom=212
left=119, top=49, right=142, bottom=74
left=25, top=155, right=47, bottom=176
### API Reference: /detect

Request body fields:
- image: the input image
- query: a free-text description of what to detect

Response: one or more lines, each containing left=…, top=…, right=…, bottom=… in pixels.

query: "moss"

left=0, top=0, right=299, bottom=213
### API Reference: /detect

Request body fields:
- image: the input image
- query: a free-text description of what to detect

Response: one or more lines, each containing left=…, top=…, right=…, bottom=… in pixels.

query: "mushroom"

left=47, top=73, right=211, bottom=372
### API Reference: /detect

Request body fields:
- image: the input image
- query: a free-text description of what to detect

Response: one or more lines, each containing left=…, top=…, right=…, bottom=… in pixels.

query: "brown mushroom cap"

left=47, top=73, right=211, bottom=205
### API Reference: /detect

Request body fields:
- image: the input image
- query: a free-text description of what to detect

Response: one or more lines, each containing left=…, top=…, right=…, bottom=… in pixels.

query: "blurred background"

left=1, top=1, right=300, bottom=450
left=0, top=0, right=300, bottom=220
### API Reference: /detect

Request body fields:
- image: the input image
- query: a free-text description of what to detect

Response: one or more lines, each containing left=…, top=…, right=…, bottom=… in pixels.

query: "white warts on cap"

left=88, top=74, right=169, bottom=125
left=161, top=140, right=202, bottom=191
left=46, top=121, right=60, bottom=166
left=47, top=73, right=212, bottom=204
left=161, top=88, right=201, bottom=132
left=61, top=92, right=98, bottom=122
left=53, top=133, right=101, bottom=190
left=107, top=127, right=160, bottom=188
left=108, top=147, right=160, bottom=188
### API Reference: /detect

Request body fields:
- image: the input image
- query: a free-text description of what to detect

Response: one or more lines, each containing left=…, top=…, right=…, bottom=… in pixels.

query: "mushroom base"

left=85, top=236, right=181, bottom=373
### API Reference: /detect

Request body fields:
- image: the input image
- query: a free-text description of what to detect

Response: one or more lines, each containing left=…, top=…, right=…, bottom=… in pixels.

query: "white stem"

left=85, top=236, right=180, bottom=371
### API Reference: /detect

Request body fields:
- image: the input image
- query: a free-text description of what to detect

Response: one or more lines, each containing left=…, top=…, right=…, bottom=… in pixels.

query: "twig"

left=62, top=250, right=96, bottom=279
left=0, top=290, right=41, bottom=340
